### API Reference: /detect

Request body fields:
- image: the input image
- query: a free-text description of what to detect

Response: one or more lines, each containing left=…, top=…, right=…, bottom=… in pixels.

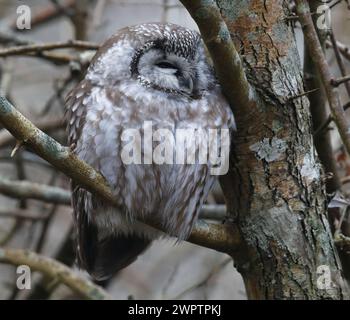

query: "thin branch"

left=41, top=75, right=76, bottom=116
left=71, top=0, right=90, bottom=40
left=179, top=0, right=253, bottom=113
left=0, top=118, right=65, bottom=149
left=0, top=248, right=110, bottom=300
left=303, top=0, right=341, bottom=193
left=289, top=88, right=319, bottom=100
left=0, top=176, right=71, bottom=205
left=0, top=41, right=99, bottom=58
left=197, top=204, right=226, bottom=220
left=329, top=30, right=350, bottom=97
left=0, top=208, right=48, bottom=220
left=296, top=0, right=350, bottom=155
left=0, top=175, right=226, bottom=220
left=329, top=0, right=343, bottom=9
left=92, top=0, right=107, bottom=28
left=20, top=52, right=78, bottom=65
left=0, top=153, right=54, bottom=168
left=331, top=74, right=350, bottom=87
left=314, top=101, right=350, bottom=137
left=326, top=39, right=350, bottom=61
left=14, top=149, right=27, bottom=209
left=49, top=0, right=75, bottom=19
left=0, top=96, right=240, bottom=254
left=35, top=204, right=58, bottom=253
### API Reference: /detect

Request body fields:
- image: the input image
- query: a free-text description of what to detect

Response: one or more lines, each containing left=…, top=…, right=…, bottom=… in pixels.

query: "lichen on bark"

left=213, top=0, right=349, bottom=299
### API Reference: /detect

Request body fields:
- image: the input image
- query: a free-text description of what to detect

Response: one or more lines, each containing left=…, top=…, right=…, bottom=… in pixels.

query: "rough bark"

left=213, top=0, right=349, bottom=299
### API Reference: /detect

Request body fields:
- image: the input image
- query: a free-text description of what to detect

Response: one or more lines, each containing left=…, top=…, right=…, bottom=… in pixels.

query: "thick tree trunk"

left=216, top=0, right=349, bottom=299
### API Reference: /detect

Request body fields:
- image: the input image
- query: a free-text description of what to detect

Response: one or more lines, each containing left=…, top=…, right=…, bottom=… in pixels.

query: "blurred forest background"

left=0, top=0, right=349, bottom=300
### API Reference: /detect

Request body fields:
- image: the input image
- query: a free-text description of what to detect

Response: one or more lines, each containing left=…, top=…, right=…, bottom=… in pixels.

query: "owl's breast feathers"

left=66, top=77, right=233, bottom=239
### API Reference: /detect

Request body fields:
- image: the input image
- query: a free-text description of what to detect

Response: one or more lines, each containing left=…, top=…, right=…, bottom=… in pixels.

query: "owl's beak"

left=179, top=75, right=193, bottom=94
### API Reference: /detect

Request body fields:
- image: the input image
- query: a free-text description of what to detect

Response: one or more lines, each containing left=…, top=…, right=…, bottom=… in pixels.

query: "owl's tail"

left=76, top=209, right=151, bottom=281
left=78, top=221, right=151, bottom=281
left=72, top=186, right=153, bottom=281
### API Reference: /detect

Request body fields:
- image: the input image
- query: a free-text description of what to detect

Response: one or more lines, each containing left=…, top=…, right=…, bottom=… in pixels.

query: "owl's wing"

left=65, top=81, right=151, bottom=280
left=157, top=89, right=234, bottom=240
left=71, top=186, right=150, bottom=280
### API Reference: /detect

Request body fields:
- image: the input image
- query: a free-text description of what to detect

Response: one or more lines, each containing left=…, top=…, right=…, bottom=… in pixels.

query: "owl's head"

left=87, top=23, right=215, bottom=99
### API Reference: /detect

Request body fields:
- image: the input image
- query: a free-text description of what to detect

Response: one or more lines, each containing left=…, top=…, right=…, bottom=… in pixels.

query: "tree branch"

left=0, top=118, right=65, bottom=149
left=331, top=74, right=350, bottom=88
left=0, top=247, right=110, bottom=300
left=179, top=0, right=253, bottom=114
left=0, top=96, right=240, bottom=253
left=314, top=102, right=350, bottom=138
left=328, top=40, right=350, bottom=62
left=0, top=176, right=70, bottom=205
left=0, top=41, right=99, bottom=58
left=329, top=30, right=350, bottom=97
left=0, top=208, right=48, bottom=220
left=296, top=0, right=350, bottom=155
left=0, top=175, right=227, bottom=221
left=304, top=0, right=341, bottom=193
left=197, top=204, right=226, bottom=220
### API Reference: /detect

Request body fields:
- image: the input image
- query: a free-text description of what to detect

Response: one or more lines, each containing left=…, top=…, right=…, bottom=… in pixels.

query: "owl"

left=66, top=23, right=235, bottom=280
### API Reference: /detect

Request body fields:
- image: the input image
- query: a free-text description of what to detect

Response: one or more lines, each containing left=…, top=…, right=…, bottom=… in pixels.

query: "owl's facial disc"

left=154, top=59, right=193, bottom=93
left=134, top=46, right=196, bottom=97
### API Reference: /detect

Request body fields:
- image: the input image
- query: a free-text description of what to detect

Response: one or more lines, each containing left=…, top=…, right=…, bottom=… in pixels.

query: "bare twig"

left=296, top=0, right=350, bottom=154
left=0, top=176, right=71, bottom=205
left=0, top=208, right=48, bottom=220
left=41, top=75, right=76, bottom=116
left=289, top=88, right=319, bottom=100
left=0, top=175, right=226, bottom=220
left=14, top=149, right=27, bottom=209
left=49, top=0, right=75, bottom=19
left=329, top=0, right=342, bottom=9
left=21, top=52, right=78, bottom=65
left=0, top=40, right=98, bottom=65
left=326, top=40, right=350, bottom=62
left=0, top=96, right=240, bottom=253
left=0, top=41, right=99, bottom=58
left=197, top=204, right=226, bottom=220
left=0, top=118, right=65, bottom=149
left=0, top=248, right=110, bottom=300
left=329, top=30, right=350, bottom=97
left=314, top=101, right=350, bottom=137
left=71, top=0, right=90, bottom=40
left=92, top=0, right=107, bottom=28
left=304, top=0, right=341, bottom=193
left=0, top=219, right=19, bottom=246
left=35, top=204, right=58, bottom=253
left=331, top=74, right=350, bottom=87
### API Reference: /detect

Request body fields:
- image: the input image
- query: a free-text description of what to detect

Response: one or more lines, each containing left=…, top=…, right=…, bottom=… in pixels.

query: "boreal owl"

left=66, top=23, right=235, bottom=280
